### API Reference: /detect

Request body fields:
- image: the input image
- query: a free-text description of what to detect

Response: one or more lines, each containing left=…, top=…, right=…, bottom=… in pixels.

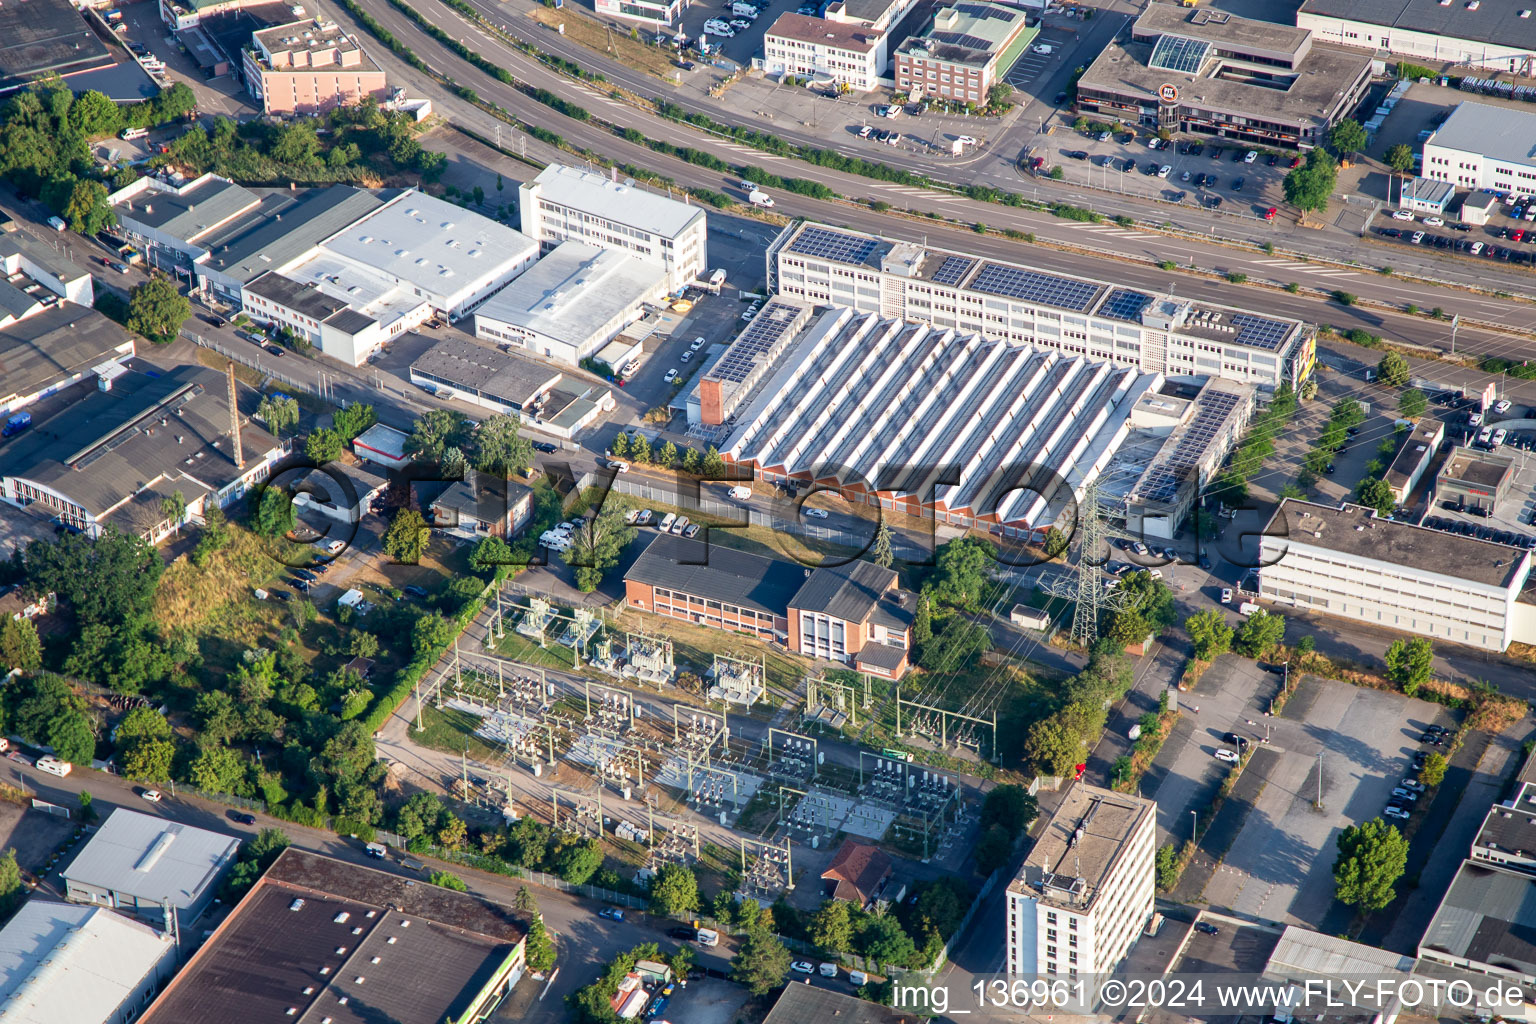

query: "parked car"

left=803, top=507, right=829, bottom=519
left=1221, top=588, right=1233, bottom=604
left=790, top=961, right=815, bottom=974
left=1195, top=922, right=1220, bottom=935
left=229, top=811, right=257, bottom=825
left=403, top=585, right=429, bottom=599
left=1213, top=748, right=1240, bottom=763
left=663, top=368, right=679, bottom=383
left=140, top=789, right=163, bottom=802
left=598, top=907, right=625, bottom=921
left=1383, top=804, right=1410, bottom=820
left=532, top=441, right=558, bottom=454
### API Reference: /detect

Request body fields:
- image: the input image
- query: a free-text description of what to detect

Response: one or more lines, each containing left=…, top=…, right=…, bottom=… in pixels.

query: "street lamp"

left=1190, top=810, right=1198, bottom=838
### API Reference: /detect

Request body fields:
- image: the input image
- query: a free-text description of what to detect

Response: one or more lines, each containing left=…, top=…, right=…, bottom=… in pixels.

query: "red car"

left=1264, top=207, right=1277, bottom=220
left=1289, top=156, right=1302, bottom=168
left=1514, top=229, right=1526, bottom=243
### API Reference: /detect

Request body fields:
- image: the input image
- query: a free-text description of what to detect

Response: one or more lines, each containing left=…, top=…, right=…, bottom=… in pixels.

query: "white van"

left=36, top=756, right=72, bottom=777
left=119, top=126, right=148, bottom=140
left=732, top=2, right=759, bottom=15
left=748, top=191, right=774, bottom=208
left=729, top=485, right=752, bottom=500
left=706, top=268, right=727, bottom=291
left=658, top=512, right=677, bottom=533
left=848, top=970, right=868, bottom=986
left=818, top=963, right=838, bottom=978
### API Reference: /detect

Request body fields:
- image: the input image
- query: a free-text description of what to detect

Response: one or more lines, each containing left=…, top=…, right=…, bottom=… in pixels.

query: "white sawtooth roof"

left=0, top=901, right=172, bottom=1024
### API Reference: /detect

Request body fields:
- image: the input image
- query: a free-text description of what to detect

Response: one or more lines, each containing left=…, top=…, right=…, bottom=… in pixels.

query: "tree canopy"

left=1377, top=351, right=1411, bottom=387
left=1186, top=608, right=1233, bottom=660
left=1283, top=148, right=1338, bottom=215
left=126, top=274, right=191, bottom=345
left=1384, top=637, right=1434, bottom=695
left=1333, top=818, right=1408, bottom=911
left=23, top=528, right=162, bottom=626
left=930, top=536, right=992, bottom=609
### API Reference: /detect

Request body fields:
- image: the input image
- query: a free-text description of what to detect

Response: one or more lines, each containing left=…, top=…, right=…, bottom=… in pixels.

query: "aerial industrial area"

left=2, top=0, right=1536, bottom=1019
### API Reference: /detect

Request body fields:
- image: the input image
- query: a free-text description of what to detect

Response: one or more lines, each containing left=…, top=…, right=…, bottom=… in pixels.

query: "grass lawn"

left=413, top=704, right=505, bottom=764
left=491, top=626, right=578, bottom=670
left=527, top=5, right=678, bottom=79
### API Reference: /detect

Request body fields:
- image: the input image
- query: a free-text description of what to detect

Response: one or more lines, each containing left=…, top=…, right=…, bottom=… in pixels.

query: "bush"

left=1331, top=290, right=1356, bottom=306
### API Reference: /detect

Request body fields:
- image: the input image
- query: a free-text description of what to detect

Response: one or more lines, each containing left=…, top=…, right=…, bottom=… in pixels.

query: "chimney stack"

left=226, top=361, right=244, bottom=469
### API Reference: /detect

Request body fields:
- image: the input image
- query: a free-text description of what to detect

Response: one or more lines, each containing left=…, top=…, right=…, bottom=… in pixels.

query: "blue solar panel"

left=1230, top=313, right=1294, bottom=351
left=1099, top=288, right=1153, bottom=323
left=931, top=255, right=975, bottom=286
left=787, top=226, right=880, bottom=266
left=969, top=262, right=1100, bottom=311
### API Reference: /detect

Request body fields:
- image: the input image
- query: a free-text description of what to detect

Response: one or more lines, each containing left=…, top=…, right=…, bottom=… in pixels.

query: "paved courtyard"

left=1200, top=675, right=1453, bottom=926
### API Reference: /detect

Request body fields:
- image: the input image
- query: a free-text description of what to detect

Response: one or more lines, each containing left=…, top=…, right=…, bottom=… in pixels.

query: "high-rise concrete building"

left=1006, top=784, right=1156, bottom=978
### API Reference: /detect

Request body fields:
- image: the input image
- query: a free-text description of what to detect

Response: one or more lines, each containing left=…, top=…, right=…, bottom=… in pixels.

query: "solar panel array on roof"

left=1139, top=390, right=1240, bottom=503
left=1229, top=313, right=1294, bottom=351
left=1099, top=288, right=1153, bottom=323
left=970, top=262, right=1101, bottom=311
left=787, top=226, right=880, bottom=266
left=937, top=32, right=994, bottom=49
left=708, top=304, right=801, bottom=385
left=1148, top=33, right=1210, bottom=74
left=953, top=2, right=1011, bottom=18
left=931, top=255, right=975, bottom=286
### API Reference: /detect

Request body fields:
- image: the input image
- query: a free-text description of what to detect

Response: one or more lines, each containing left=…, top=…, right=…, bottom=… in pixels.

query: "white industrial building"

left=1258, top=499, right=1536, bottom=653
left=767, top=222, right=1315, bottom=391
left=0, top=900, right=178, bottom=1024
left=1006, top=784, right=1156, bottom=977
left=1423, top=100, right=1536, bottom=193
left=594, top=0, right=685, bottom=28
left=1298, top=0, right=1536, bottom=73
left=721, top=305, right=1164, bottom=537
left=474, top=241, right=667, bottom=367
left=518, top=164, right=708, bottom=294
left=62, top=809, right=242, bottom=925
left=762, top=13, right=885, bottom=93
left=243, top=265, right=432, bottom=367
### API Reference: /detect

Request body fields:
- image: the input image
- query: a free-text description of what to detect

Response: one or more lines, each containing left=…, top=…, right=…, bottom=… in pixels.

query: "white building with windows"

left=595, top=0, right=685, bottom=28
left=1298, top=0, right=1536, bottom=74
left=767, top=221, right=1316, bottom=391
left=1258, top=499, right=1536, bottom=653
left=518, top=164, right=708, bottom=294
left=763, top=13, right=885, bottom=92
left=1006, top=784, right=1157, bottom=978
left=1423, top=101, right=1536, bottom=193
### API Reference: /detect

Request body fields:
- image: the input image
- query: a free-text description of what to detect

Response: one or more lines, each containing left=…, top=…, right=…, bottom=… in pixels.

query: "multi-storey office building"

left=1423, top=101, right=1536, bottom=193
left=519, top=164, right=708, bottom=294
left=1006, top=784, right=1157, bottom=978
left=1258, top=499, right=1536, bottom=653
left=766, top=221, right=1314, bottom=391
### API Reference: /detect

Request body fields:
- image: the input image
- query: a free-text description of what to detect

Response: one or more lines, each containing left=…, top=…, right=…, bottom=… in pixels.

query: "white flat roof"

left=63, top=808, right=240, bottom=910
left=323, top=190, right=536, bottom=295
left=283, top=249, right=429, bottom=328
left=352, top=422, right=411, bottom=462
left=529, top=164, right=705, bottom=239
left=0, top=901, right=172, bottom=1024
left=476, top=241, right=665, bottom=343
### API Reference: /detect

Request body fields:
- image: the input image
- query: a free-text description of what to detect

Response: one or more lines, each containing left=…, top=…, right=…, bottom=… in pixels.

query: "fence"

left=30, top=799, right=70, bottom=819
left=183, top=331, right=322, bottom=396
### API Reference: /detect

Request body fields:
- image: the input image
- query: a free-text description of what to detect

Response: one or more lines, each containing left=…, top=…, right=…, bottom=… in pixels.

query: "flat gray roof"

left=0, top=303, right=133, bottom=409
left=203, top=186, right=391, bottom=285
left=0, top=364, right=280, bottom=522
left=625, top=533, right=807, bottom=616
left=1136, top=3, right=1310, bottom=58
left=410, top=335, right=562, bottom=409
left=1300, top=0, right=1536, bottom=53
left=475, top=241, right=663, bottom=343
left=1472, top=782, right=1536, bottom=860
left=324, top=191, right=536, bottom=295
left=1429, top=100, right=1536, bottom=169
left=247, top=271, right=348, bottom=321
left=62, top=809, right=240, bottom=910
left=1266, top=499, right=1530, bottom=589
left=0, top=0, right=114, bottom=88
left=763, top=984, right=911, bottom=1024
left=1009, top=783, right=1155, bottom=911
left=0, top=233, right=90, bottom=286
left=0, top=901, right=173, bottom=1024
left=528, top=164, right=706, bottom=240
left=116, top=177, right=259, bottom=243
left=1421, top=860, right=1536, bottom=976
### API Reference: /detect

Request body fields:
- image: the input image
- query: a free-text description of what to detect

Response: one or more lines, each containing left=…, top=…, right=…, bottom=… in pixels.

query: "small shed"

left=337, top=588, right=365, bottom=610
left=1460, top=191, right=1499, bottom=226
left=1401, top=176, right=1454, bottom=214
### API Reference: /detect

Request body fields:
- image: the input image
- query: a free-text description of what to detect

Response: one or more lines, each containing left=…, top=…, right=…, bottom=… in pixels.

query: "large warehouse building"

left=767, top=221, right=1314, bottom=391
left=1298, top=0, right=1536, bottom=73
left=1258, top=499, right=1536, bottom=653
left=1075, top=4, right=1372, bottom=149
left=409, top=336, right=615, bottom=439
left=720, top=306, right=1163, bottom=536
left=519, top=164, right=708, bottom=294
left=1422, top=100, right=1536, bottom=192
left=474, top=241, right=667, bottom=367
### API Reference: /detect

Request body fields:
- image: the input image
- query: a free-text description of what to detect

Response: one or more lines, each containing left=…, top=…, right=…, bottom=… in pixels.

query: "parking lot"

left=1042, top=132, right=1297, bottom=216
left=1371, top=212, right=1536, bottom=267
left=1200, top=673, right=1455, bottom=927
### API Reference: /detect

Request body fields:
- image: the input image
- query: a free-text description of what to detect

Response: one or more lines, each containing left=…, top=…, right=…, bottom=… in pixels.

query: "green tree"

left=629, top=435, right=651, bottom=465
left=610, top=432, right=629, bottom=458
left=125, top=273, right=190, bottom=345
left=1419, top=751, right=1448, bottom=787
left=429, top=870, right=469, bottom=891
left=23, top=528, right=161, bottom=626
left=1332, top=818, right=1408, bottom=911
left=47, top=710, right=95, bottom=764
left=1233, top=608, right=1285, bottom=658
left=809, top=899, right=854, bottom=952
left=1115, top=569, right=1177, bottom=630
left=331, top=402, right=376, bottom=441
left=0, top=850, right=22, bottom=910
left=656, top=440, right=678, bottom=469
left=648, top=863, right=699, bottom=917
left=383, top=508, right=430, bottom=563
left=911, top=592, right=932, bottom=647
left=980, top=784, right=1037, bottom=837
left=0, top=616, right=41, bottom=672
left=917, top=616, right=991, bottom=672
left=305, top=428, right=345, bottom=463
left=1384, top=637, right=1434, bottom=695
left=1328, top=118, right=1367, bottom=160
left=159, top=490, right=187, bottom=535
left=257, top=394, right=300, bottom=436
left=188, top=744, right=246, bottom=793
left=871, top=522, right=894, bottom=568
left=1106, top=606, right=1150, bottom=648
left=681, top=446, right=701, bottom=474
left=1377, top=350, right=1411, bottom=387
left=974, top=823, right=1014, bottom=875
left=554, top=839, right=602, bottom=884
left=1399, top=388, right=1427, bottom=420
left=471, top=535, right=514, bottom=573
left=269, top=120, right=321, bottom=164
left=1356, top=476, right=1397, bottom=517
left=63, top=179, right=114, bottom=235
left=1283, top=148, right=1338, bottom=215
left=525, top=915, right=557, bottom=972
left=405, top=409, right=471, bottom=463
left=193, top=690, right=240, bottom=746
left=1386, top=143, right=1414, bottom=177
left=731, top=921, right=792, bottom=995
left=1024, top=716, right=1081, bottom=777
left=858, top=914, right=917, bottom=971
left=117, top=706, right=174, bottom=782
left=1295, top=634, right=1316, bottom=655
left=561, top=503, right=637, bottom=592
left=701, top=446, right=725, bottom=479
left=68, top=90, right=122, bottom=136
left=254, top=485, right=295, bottom=537
left=931, top=536, right=992, bottom=609
left=1043, top=526, right=1069, bottom=559
left=472, top=414, right=535, bottom=475
left=411, top=612, right=455, bottom=652
left=1155, top=843, right=1180, bottom=891
left=515, top=885, right=539, bottom=915
left=1186, top=608, right=1234, bottom=660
